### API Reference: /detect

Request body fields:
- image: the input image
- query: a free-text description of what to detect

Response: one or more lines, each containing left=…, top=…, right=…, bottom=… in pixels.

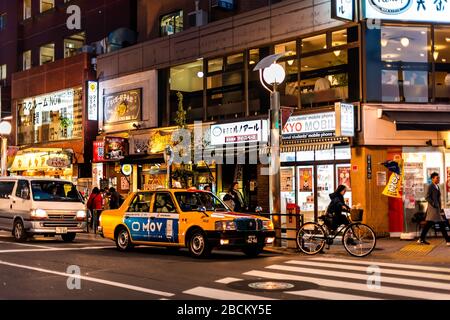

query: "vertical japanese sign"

left=332, top=0, right=354, bottom=21
left=87, top=81, right=98, bottom=121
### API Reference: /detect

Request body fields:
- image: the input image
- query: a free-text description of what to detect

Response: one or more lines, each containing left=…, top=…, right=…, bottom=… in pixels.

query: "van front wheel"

left=13, top=220, right=27, bottom=242
left=61, top=233, right=76, bottom=242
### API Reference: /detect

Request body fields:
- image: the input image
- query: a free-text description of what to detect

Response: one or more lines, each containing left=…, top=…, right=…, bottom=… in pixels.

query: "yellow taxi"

left=98, top=188, right=275, bottom=258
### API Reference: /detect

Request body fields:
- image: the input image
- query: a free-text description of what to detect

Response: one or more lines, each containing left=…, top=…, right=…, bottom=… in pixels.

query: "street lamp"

left=254, top=53, right=288, bottom=247
left=0, top=121, right=12, bottom=177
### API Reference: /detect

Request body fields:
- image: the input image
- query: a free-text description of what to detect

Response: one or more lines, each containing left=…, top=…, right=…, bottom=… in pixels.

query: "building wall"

left=98, top=0, right=344, bottom=80
left=351, top=146, right=390, bottom=236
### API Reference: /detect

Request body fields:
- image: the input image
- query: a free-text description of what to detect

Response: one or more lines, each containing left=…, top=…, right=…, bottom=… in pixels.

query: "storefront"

left=280, top=105, right=355, bottom=223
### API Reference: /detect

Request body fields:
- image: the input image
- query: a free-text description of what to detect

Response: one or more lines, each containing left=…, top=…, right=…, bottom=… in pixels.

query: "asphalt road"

left=0, top=231, right=449, bottom=300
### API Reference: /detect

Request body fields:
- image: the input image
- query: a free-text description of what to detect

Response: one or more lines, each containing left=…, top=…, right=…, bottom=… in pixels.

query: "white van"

left=0, top=177, right=87, bottom=242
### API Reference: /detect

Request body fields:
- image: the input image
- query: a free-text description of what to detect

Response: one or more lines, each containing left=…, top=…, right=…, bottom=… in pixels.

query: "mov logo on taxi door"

left=131, top=221, right=163, bottom=233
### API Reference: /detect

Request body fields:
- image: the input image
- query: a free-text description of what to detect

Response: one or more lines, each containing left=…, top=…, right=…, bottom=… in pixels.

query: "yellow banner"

left=382, top=173, right=402, bottom=198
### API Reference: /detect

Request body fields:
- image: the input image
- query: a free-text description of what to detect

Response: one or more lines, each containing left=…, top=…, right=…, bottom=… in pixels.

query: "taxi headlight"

left=31, top=209, right=48, bottom=219
left=262, top=220, right=274, bottom=230
left=215, top=221, right=237, bottom=231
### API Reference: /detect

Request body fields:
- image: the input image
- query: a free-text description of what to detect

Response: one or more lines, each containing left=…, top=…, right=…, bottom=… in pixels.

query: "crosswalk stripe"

left=311, top=257, right=450, bottom=273
left=266, top=264, right=450, bottom=291
left=215, top=277, right=242, bottom=284
left=183, top=286, right=275, bottom=300
left=244, top=270, right=450, bottom=300
left=287, top=289, right=381, bottom=300
left=285, top=260, right=450, bottom=281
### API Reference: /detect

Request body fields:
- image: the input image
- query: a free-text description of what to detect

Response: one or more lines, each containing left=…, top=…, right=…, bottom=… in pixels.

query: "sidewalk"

left=264, top=237, right=450, bottom=265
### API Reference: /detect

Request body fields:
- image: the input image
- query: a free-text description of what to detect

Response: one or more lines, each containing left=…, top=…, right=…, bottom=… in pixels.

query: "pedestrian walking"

left=229, top=182, right=246, bottom=212
left=417, top=172, right=450, bottom=246
left=109, top=187, right=123, bottom=210
left=86, top=187, right=103, bottom=230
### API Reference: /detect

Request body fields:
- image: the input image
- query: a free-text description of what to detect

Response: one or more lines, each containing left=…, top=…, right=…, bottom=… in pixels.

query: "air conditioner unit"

left=188, top=10, right=208, bottom=27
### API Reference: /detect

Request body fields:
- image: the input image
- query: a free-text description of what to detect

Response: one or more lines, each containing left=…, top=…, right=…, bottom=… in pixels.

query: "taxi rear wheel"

left=188, top=230, right=211, bottom=258
left=116, top=227, right=133, bottom=251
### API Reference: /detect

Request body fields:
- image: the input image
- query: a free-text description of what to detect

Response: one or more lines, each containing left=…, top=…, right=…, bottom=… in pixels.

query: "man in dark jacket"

left=418, top=172, right=450, bottom=245
left=109, top=187, right=122, bottom=210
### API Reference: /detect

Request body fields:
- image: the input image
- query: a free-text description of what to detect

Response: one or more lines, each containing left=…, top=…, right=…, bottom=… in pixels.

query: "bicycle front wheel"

left=342, top=223, right=376, bottom=257
left=297, top=222, right=327, bottom=255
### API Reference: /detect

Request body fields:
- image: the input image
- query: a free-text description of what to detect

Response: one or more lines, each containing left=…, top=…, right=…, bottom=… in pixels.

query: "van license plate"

left=247, top=235, right=258, bottom=244
left=56, top=227, right=68, bottom=234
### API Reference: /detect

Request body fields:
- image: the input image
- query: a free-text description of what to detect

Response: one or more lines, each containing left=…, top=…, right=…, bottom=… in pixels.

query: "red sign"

left=93, top=141, right=105, bottom=163
left=352, top=165, right=358, bottom=172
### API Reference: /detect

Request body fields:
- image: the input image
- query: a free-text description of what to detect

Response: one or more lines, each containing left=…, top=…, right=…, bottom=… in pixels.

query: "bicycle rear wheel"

left=342, top=223, right=376, bottom=257
left=297, top=222, right=327, bottom=255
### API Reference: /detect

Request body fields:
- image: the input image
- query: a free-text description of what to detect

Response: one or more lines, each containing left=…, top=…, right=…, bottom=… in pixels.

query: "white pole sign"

left=332, top=0, right=354, bottom=21
left=87, top=81, right=98, bottom=121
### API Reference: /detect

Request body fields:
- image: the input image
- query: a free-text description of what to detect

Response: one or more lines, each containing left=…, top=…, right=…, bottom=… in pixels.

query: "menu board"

left=104, top=89, right=141, bottom=124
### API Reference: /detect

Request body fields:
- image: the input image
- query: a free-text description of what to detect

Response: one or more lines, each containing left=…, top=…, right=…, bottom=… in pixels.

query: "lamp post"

left=0, top=121, right=12, bottom=177
left=254, top=53, right=287, bottom=247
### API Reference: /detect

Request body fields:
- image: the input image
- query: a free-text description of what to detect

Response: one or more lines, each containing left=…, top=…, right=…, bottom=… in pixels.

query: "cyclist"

left=326, top=185, right=351, bottom=232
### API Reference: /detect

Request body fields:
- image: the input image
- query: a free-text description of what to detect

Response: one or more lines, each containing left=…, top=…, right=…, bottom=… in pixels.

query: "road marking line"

left=0, top=246, right=115, bottom=254
left=183, top=287, right=275, bottom=300
left=215, top=277, right=242, bottom=284
left=244, top=270, right=450, bottom=300
left=266, top=264, right=450, bottom=291
left=310, top=257, right=450, bottom=273
left=285, top=260, right=450, bottom=281
left=0, top=241, right=54, bottom=249
left=287, top=289, right=381, bottom=300
left=0, top=260, right=174, bottom=297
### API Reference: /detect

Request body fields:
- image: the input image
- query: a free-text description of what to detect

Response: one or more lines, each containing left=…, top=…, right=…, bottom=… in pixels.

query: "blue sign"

left=363, top=0, right=450, bottom=22
left=125, top=213, right=179, bottom=243
left=217, top=0, right=235, bottom=10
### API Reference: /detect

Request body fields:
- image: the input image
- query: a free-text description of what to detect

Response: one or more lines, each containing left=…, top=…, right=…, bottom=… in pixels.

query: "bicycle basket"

left=350, top=209, right=363, bottom=222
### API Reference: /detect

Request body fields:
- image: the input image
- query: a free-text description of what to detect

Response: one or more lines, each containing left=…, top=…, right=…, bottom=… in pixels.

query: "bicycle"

left=296, top=210, right=376, bottom=257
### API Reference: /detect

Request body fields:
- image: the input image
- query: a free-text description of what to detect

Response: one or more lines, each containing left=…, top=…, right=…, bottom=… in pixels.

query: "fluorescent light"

left=400, top=37, right=410, bottom=47
left=396, top=48, right=402, bottom=51
left=287, top=60, right=294, bottom=66
left=381, top=39, right=388, bottom=47
left=333, top=50, right=341, bottom=57
left=420, top=53, right=425, bottom=57
left=446, top=37, right=450, bottom=42
left=433, top=51, right=439, bottom=61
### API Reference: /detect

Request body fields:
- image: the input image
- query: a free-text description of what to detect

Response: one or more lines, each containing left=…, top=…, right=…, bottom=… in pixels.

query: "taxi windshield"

left=175, top=192, right=229, bottom=212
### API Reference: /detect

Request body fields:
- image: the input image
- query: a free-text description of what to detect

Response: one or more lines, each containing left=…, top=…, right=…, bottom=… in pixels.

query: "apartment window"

left=40, top=0, right=55, bottom=13
left=64, top=32, right=86, bottom=58
left=0, top=13, right=6, bottom=31
left=23, top=0, right=31, bottom=20
left=0, top=64, right=6, bottom=80
left=40, top=43, right=55, bottom=65
left=160, top=11, right=183, bottom=36
left=23, top=51, right=32, bottom=70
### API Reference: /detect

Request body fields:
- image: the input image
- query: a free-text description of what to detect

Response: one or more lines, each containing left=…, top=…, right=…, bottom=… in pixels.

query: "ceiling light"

left=287, top=60, right=294, bottom=66
left=400, top=37, right=410, bottom=47
left=304, top=65, right=309, bottom=68
left=433, top=51, right=439, bottom=61
left=333, top=50, right=341, bottom=57
left=323, top=45, right=327, bottom=49
left=197, top=71, right=204, bottom=78
left=420, top=53, right=425, bottom=57
left=381, top=39, right=388, bottom=47
left=249, top=60, right=256, bottom=65
left=446, top=37, right=450, bottom=42
left=442, top=58, right=447, bottom=62
left=421, top=31, right=426, bottom=35
left=396, top=47, right=402, bottom=51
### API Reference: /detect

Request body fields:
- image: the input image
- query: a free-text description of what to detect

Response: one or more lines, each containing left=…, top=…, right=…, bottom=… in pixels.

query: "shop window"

left=227, top=53, right=244, bottom=66
left=64, top=32, right=86, bottom=58
left=0, top=13, right=6, bottom=31
left=301, top=34, right=327, bottom=54
left=169, top=60, right=204, bottom=123
left=366, top=25, right=431, bottom=103
left=275, top=41, right=297, bottom=56
left=40, top=43, right=55, bottom=65
left=23, top=0, right=31, bottom=20
left=40, top=0, right=54, bottom=13
left=434, top=27, right=450, bottom=103
left=208, top=58, right=223, bottom=73
left=315, top=149, right=335, bottom=161
left=247, top=46, right=271, bottom=116
left=332, top=30, right=348, bottom=47
left=248, top=49, right=260, bottom=67
left=160, top=11, right=183, bottom=36
left=0, top=64, right=6, bottom=81
left=297, top=150, right=315, bottom=162
left=335, top=146, right=351, bottom=160
left=22, top=51, right=31, bottom=71
left=281, top=152, right=296, bottom=162
left=300, top=51, right=349, bottom=106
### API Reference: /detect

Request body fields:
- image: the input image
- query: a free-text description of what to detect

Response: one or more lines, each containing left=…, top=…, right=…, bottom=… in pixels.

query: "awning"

left=281, top=137, right=350, bottom=152
left=382, top=110, right=450, bottom=131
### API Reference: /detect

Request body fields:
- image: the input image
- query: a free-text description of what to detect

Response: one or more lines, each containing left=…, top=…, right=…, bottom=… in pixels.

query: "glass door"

left=317, top=165, right=335, bottom=216
left=297, top=165, right=315, bottom=222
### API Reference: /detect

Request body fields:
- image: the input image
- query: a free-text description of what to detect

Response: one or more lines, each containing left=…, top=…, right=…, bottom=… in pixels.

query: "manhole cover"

left=248, top=281, right=295, bottom=290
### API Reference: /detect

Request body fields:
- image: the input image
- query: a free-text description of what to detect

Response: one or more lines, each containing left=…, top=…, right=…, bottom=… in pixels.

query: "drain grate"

left=248, top=281, right=295, bottom=291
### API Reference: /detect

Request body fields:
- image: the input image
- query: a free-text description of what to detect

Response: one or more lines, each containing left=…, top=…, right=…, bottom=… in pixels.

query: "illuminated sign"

left=332, top=0, right=354, bottom=21
left=282, top=112, right=336, bottom=140
left=210, top=120, right=269, bottom=146
left=363, top=0, right=450, bottom=23
left=87, top=81, right=98, bottom=121
left=121, top=164, right=133, bottom=176
left=103, top=89, right=142, bottom=125
left=335, top=103, right=355, bottom=137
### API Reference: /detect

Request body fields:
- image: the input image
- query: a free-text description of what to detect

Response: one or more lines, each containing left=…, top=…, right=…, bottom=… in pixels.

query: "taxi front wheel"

left=188, top=230, right=211, bottom=258
left=116, top=227, right=133, bottom=251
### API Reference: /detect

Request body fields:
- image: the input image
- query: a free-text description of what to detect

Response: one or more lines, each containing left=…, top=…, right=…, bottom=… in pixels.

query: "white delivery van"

left=0, top=177, right=87, bottom=242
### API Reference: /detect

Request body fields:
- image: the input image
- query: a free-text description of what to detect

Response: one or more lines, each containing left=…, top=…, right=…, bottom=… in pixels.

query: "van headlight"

left=31, top=209, right=48, bottom=219
left=76, top=210, right=87, bottom=220
left=215, top=221, right=237, bottom=231
left=262, top=220, right=274, bottom=230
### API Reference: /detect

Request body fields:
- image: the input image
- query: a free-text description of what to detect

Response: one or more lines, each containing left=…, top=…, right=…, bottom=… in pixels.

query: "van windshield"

left=31, top=181, right=81, bottom=202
